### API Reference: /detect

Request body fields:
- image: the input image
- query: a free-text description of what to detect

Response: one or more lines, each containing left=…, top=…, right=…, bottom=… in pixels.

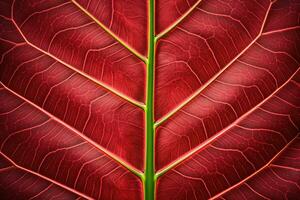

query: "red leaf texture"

left=0, top=0, right=299, bottom=199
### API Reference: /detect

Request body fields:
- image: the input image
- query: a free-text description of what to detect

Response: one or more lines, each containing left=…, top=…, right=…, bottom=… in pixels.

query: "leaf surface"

left=0, top=0, right=299, bottom=199
left=155, top=0, right=300, bottom=169
left=0, top=87, right=142, bottom=199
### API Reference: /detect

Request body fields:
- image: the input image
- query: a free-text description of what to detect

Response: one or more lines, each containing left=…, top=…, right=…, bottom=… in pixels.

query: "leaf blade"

left=0, top=87, right=143, bottom=200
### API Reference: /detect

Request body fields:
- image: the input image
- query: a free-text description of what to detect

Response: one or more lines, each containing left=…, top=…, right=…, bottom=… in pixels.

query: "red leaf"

left=0, top=87, right=142, bottom=200
left=1, top=0, right=299, bottom=199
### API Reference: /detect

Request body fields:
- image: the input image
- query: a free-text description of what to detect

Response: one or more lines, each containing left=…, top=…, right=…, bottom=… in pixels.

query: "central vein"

left=144, top=0, right=156, bottom=199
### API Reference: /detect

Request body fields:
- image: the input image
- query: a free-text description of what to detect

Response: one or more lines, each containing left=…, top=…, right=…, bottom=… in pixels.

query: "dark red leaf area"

left=76, top=0, right=148, bottom=56
left=3, top=0, right=146, bottom=102
left=0, top=12, right=145, bottom=170
left=156, top=72, right=300, bottom=199
left=0, top=88, right=143, bottom=200
left=156, top=0, right=198, bottom=34
left=221, top=138, right=300, bottom=200
left=155, top=0, right=300, bottom=170
left=155, top=0, right=272, bottom=120
left=0, top=155, right=82, bottom=200
left=1, top=0, right=300, bottom=199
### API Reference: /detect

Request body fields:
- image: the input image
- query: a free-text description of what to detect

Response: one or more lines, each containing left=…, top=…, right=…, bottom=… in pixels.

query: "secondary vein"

left=71, top=0, right=147, bottom=63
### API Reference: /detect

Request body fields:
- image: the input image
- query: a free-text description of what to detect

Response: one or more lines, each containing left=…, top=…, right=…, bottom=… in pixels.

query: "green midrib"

left=144, top=0, right=156, bottom=199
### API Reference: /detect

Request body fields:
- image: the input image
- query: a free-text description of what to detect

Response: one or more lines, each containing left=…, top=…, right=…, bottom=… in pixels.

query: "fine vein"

left=210, top=133, right=300, bottom=199
left=0, top=151, right=93, bottom=200
left=155, top=67, right=299, bottom=178
left=71, top=0, right=147, bottom=63
left=0, top=82, right=143, bottom=179
left=154, top=1, right=273, bottom=127
left=155, top=0, right=203, bottom=40
left=11, top=19, right=145, bottom=110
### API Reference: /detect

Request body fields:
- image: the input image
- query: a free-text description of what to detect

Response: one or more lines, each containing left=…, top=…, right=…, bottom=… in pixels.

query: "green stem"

left=144, top=0, right=156, bottom=199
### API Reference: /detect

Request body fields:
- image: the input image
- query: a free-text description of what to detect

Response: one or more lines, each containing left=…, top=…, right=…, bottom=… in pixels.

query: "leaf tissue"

left=0, top=0, right=299, bottom=199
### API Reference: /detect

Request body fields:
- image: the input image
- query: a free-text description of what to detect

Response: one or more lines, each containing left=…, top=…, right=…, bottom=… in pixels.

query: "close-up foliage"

left=0, top=0, right=299, bottom=199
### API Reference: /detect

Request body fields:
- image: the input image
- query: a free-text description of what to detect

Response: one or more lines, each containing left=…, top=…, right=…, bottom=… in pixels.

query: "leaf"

left=0, top=0, right=299, bottom=200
